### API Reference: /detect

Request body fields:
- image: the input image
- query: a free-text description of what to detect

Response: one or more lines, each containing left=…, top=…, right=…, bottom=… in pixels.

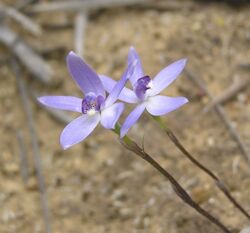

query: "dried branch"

left=136, top=1, right=196, bottom=11
left=30, top=0, right=148, bottom=12
left=16, top=129, right=29, bottom=184
left=74, top=11, right=88, bottom=57
left=238, top=63, right=250, bottom=70
left=0, top=4, right=42, bottom=36
left=204, top=78, right=250, bottom=112
left=185, top=69, right=250, bottom=164
left=0, top=25, right=53, bottom=84
left=13, top=59, right=52, bottom=233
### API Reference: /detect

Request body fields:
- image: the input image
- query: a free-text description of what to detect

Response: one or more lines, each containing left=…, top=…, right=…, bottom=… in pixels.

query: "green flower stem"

left=152, top=115, right=250, bottom=220
left=113, top=123, right=231, bottom=233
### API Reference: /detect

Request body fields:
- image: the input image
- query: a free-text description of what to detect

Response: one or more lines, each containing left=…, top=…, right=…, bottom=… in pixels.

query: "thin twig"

left=0, top=25, right=52, bottom=84
left=113, top=124, right=232, bottom=233
left=30, top=0, right=148, bottom=12
left=0, top=4, right=42, bottom=36
left=13, top=58, right=52, bottom=233
left=238, top=63, right=250, bottom=70
left=16, top=129, right=29, bottom=184
left=136, top=1, right=196, bottom=11
left=185, top=69, right=250, bottom=164
left=74, top=11, right=88, bottom=57
left=204, top=78, right=250, bottom=112
left=42, top=22, right=73, bottom=30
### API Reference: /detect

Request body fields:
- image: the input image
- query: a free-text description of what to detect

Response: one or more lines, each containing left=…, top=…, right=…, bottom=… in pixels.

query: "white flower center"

left=87, top=109, right=97, bottom=116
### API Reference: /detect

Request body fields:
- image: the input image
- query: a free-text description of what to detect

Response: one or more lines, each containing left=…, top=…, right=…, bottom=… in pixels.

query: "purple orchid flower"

left=100, top=47, right=188, bottom=138
left=38, top=51, right=136, bottom=149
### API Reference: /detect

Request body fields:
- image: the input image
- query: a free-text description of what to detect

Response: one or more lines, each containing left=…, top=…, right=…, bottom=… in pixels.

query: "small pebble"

left=207, top=137, right=215, bottom=147
left=111, top=189, right=126, bottom=201
left=119, top=208, right=132, bottom=220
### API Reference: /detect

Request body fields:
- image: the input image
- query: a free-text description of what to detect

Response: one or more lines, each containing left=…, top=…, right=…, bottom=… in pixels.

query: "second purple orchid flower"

left=100, top=47, right=189, bottom=138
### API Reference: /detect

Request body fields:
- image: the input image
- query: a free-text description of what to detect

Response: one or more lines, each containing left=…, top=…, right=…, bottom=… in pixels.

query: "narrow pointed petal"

left=38, top=96, right=82, bottom=112
left=146, top=95, right=188, bottom=116
left=105, top=60, right=137, bottom=107
left=99, top=75, right=138, bottom=103
left=60, top=114, right=100, bottom=149
left=100, top=102, right=124, bottom=129
left=67, top=51, right=105, bottom=97
left=127, top=47, right=144, bottom=86
left=120, top=103, right=146, bottom=138
left=151, top=59, right=187, bottom=96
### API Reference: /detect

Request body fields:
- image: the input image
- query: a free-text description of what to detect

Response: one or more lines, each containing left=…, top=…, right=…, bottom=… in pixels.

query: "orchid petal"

left=127, top=47, right=144, bottom=86
left=99, top=75, right=138, bottom=103
left=101, top=102, right=124, bottom=129
left=104, top=60, right=137, bottom=107
left=67, top=51, right=105, bottom=97
left=150, top=59, right=187, bottom=96
left=146, top=95, right=188, bottom=116
left=38, top=96, right=82, bottom=112
left=120, top=103, right=146, bottom=138
left=60, top=114, right=100, bottom=149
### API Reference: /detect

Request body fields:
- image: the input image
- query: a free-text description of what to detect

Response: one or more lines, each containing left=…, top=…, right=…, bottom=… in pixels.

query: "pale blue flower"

left=100, top=47, right=188, bottom=137
left=38, top=51, right=136, bottom=149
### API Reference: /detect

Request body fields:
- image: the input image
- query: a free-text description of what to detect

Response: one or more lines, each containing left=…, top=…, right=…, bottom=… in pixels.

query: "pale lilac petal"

left=38, top=96, right=82, bottom=112
left=146, top=95, right=188, bottom=116
left=60, top=114, right=100, bottom=149
left=99, top=74, right=114, bottom=93
left=150, top=59, right=187, bottom=96
left=100, top=102, right=124, bottom=129
left=127, top=47, right=144, bottom=86
left=120, top=103, right=146, bottom=138
left=99, top=75, right=138, bottom=103
left=104, top=60, right=137, bottom=107
left=67, top=51, right=105, bottom=97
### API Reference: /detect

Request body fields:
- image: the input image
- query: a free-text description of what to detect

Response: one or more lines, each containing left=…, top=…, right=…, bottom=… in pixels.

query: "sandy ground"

left=0, top=1, right=250, bottom=233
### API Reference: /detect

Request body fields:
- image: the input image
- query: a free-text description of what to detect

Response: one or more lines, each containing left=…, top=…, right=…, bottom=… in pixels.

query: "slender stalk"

left=13, top=58, right=52, bottom=233
left=152, top=115, right=250, bottom=220
left=113, top=124, right=232, bottom=233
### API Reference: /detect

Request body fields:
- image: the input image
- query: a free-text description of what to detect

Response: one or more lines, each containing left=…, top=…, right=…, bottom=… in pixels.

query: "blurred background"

left=0, top=0, right=250, bottom=232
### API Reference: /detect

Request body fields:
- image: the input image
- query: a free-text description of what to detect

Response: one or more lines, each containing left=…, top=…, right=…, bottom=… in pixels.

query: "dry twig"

left=238, top=63, right=250, bottom=70
left=16, top=129, right=29, bottom=184
left=0, top=4, right=42, bottom=36
left=0, top=25, right=53, bottom=84
left=204, top=78, right=250, bottom=112
left=136, top=0, right=196, bottom=11
left=30, top=0, right=147, bottom=12
left=74, top=11, right=88, bottom=57
left=185, top=69, right=250, bottom=164
left=13, top=59, right=52, bottom=233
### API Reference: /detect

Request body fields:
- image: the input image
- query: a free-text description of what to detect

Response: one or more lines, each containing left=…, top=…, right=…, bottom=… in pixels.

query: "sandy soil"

left=0, top=1, right=250, bottom=233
